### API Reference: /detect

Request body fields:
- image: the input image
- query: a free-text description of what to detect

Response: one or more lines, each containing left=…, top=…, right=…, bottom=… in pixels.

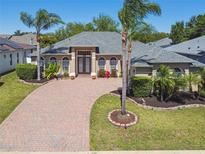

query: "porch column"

left=117, top=59, right=121, bottom=77
left=91, top=51, right=96, bottom=77
left=184, top=68, right=189, bottom=75
left=152, top=69, right=157, bottom=77
left=70, top=51, right=76, bottom=77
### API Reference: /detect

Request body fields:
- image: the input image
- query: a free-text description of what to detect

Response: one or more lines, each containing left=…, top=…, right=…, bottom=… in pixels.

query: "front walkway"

left=0, top=77, right=121, bottom=151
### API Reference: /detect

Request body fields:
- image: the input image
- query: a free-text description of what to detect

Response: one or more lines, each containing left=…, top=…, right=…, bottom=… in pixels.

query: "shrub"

left=105, top=70, right=111, bottom=78
left=199, top=90, right=205, bottom=98
left=98, top=69, right=105, bottom=78
left=44, top=63, right=59, bottom=79
left=63, top=71, right=69, bottom=78
left=111, top=69, right=118, bottom=77
left=131, top=76, right=152, bottom=97
left=16, top=64, right=37, bottom=80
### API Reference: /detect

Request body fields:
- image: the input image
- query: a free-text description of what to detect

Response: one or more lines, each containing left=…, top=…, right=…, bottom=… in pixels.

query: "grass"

left=90, top=94, right=205, bottom=150
left=0, top=71, right=38, bottom=123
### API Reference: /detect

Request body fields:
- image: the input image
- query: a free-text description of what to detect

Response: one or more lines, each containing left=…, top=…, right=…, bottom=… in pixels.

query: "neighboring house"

left=147, top=37, right=172, bottom=48
left=165, top=35, right=205, bottom=71
left=31, top=32, right=204, bottom=78
left=0, top=34, right=11, bottom=39
left=0, top=37, right=36, bottom=74
left=9, top=33, right=37, bottom=46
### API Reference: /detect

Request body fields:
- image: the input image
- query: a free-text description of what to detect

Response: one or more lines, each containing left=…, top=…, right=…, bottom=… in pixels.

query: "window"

left=110, top=57, right=117, bottom=70
left=173, top=68, right=183, bottom=76
left=62, top=57, right=69, bottom=72
left=50, top=57, right=57, bottom=64
left=98, top=57, right=105, bottom=69
left=10, top=54, right=12, bottom=65
left=17, top=53, right=19, bottom=64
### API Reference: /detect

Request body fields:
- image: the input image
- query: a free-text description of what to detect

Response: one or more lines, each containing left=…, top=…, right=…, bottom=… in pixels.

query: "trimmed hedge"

left=16, top=64, right=37, bottom=80
left=199, top=90, right=205, bottom=98
left=131, top=76, right=152, bottom=97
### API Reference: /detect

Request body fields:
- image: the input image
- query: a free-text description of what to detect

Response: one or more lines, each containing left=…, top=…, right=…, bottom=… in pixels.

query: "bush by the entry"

left=98, top=69, right=106, bottom=78
left=16, top=64, right=37, bottom=80
left=131, top=76, right=152, bottom=97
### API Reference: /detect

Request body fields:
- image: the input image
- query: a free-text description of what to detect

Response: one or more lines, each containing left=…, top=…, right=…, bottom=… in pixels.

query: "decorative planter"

left=91, top=72, right=97, bottom=80
left=70, top=72, right=75, bottom=80
left=70, top=76, right=75, bottom=80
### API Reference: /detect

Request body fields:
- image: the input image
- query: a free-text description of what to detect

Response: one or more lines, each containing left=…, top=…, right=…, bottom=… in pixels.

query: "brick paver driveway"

left=0, top=77, right=121, bottom=151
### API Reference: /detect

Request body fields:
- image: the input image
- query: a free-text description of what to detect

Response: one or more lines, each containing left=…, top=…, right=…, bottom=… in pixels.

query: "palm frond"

left=20, top=12, right=34, bottom=28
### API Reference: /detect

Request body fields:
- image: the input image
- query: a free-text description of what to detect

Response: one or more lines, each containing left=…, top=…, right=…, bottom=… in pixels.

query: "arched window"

left=98, top=57, right=105, bottom=69
left=50, top=57, right=57, bottom=64
left=62, top=57, right=69, bottom=72
left=110, top=57, right=117, bottom=70
left=173, top=68, right=183, bottom=76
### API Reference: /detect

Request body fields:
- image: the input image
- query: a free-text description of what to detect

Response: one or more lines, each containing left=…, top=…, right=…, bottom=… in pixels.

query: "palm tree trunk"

left=121, top=31, right=127, bottom=115
left=127, top=41, right=132, bottom=95
left=161, top=84, right=163, bottom=102
left=36, top=34, right=41, bottom=81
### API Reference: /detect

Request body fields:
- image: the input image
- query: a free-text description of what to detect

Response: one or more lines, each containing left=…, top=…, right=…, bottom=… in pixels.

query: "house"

left=0, top=34, right=11, bottom=39
left=165, top=35, right=205, bottom=71
left=9, top=33, right=37, bottom=46
left=0, top=37, right=36, bottom=74
left=31, top=32, right=204, bottom=78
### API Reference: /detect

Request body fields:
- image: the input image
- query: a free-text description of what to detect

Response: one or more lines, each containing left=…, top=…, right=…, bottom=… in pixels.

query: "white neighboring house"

left=0, top=37, right=36, bottom=74
left=9, top=33, right=37, bottom=64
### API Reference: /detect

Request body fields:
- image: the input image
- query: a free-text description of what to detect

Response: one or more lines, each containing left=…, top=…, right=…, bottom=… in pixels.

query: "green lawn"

left=90, top=95, right=205, bottom=150
left=0, top=71, right=38, bottom=123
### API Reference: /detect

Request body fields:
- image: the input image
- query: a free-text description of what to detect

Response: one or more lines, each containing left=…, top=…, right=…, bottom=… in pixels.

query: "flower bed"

left=111, top=89, right=205, bottom=109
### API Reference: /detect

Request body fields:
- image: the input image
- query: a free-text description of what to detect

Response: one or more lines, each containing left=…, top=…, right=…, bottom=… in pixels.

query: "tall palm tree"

left=20, top=9, right=64, bottom=80
left=119, top=0, right=161, bottom=115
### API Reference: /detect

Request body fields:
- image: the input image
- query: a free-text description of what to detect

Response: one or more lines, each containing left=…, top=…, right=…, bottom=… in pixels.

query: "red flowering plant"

left=105, top=70, right=111, bottom=79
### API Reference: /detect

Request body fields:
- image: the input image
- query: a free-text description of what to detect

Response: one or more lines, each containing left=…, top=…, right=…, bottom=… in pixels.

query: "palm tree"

left=154, top=65, right=175, bottom=102
left=20, top=9, right=64, bottom=80
left=185, top=73, right=202, bottom=92
left=118, top=0, right=161, bottom=114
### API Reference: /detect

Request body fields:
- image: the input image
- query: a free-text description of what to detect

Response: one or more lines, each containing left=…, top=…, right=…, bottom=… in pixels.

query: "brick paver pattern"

left=0, top=77, right=121, bottom=151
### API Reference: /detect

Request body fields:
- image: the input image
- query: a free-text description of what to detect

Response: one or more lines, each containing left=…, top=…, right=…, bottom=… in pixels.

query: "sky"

left=0, top=0, right=205, bottom=35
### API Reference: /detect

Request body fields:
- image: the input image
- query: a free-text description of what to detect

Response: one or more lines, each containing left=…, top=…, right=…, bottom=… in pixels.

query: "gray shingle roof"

left=0, top=37, right=35, bottom=52
left=147, top=37, right=172, bottom=48
left=0, top=37, right=23, bottom=49
left=42, top=32, right=200, bottom=68
left=42, top=32, right=122, bottom=54
left=165, top=35, right=205, bottom=55
left=10, top=33, right=37, bottom=45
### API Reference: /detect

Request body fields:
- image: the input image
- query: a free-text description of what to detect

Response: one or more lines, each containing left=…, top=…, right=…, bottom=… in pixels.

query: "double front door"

left=78, top=55, right=91, bottom=74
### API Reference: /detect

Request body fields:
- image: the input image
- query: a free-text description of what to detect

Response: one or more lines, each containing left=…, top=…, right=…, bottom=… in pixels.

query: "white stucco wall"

left=0, top=49, right=32, bottom=74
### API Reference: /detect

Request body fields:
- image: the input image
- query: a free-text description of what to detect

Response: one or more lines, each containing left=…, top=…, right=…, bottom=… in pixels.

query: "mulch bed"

left=0, top=81, right=4, bottom=87
left=111, top=89, right=205, bottom=108
left=110, top=110, right=136, bottom=125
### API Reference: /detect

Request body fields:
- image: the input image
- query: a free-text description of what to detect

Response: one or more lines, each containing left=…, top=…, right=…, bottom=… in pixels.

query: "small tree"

left=154, top=65, right=175, bottom=102
left=20, top=9, right=64, bottom=80
left=185, top=73, right=202, bottom=92
left=198, top=67, right=205, bottom=89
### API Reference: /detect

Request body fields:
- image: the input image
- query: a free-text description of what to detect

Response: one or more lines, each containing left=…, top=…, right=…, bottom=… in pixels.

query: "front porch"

left=40, top=46, right=122, bottom=78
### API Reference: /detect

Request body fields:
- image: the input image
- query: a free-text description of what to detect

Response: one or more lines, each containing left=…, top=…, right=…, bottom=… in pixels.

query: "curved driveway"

left=0, top=77, right=121, bottom=151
